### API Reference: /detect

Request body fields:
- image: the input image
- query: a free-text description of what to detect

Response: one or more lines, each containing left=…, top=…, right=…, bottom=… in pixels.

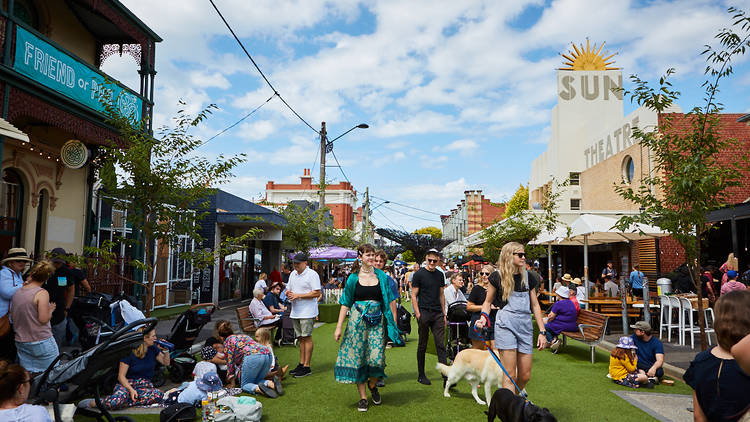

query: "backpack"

left=160, top=403, right=196, bottom=422
left=396, top=302, right=411, bottom=334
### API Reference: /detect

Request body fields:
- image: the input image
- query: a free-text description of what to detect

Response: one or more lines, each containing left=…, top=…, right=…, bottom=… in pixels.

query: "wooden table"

left=675, top=294, right=709, bottom=309
left=582, top=297, right=657, bottom=318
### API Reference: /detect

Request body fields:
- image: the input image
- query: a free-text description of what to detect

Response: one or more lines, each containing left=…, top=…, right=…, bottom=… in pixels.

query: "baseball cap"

left=50, top=247, right=68, bottom=264
left=292, top=252, right=308, bottom=263
left=630, top=321, right=651, bottom=332
left=727, top=270, right=738, bottom=279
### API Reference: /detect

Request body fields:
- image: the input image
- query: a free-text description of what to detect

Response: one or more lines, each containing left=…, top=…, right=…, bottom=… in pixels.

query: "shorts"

left=16, top=336, right=59, bottom=373
left=494, top=312, right=533, bottom=354
left=293, top=318, right=315, bottom=337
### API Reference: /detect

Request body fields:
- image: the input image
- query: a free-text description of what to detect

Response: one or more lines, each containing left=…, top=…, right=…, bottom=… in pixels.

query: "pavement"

left=611, top=391, right=693, bottom=422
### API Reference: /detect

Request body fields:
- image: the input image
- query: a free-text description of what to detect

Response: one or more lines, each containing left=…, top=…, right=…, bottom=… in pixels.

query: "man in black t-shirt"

left=44, top=248, right=75, bottom=348
left=66, top=258, right=92, bottom=346
left=410, top=249, right=447, bottom=385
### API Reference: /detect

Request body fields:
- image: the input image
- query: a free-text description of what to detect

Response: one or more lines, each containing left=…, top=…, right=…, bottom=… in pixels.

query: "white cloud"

left=189, top=71, right=231, bottom=89
left=238, top=120, right=276, bottom=141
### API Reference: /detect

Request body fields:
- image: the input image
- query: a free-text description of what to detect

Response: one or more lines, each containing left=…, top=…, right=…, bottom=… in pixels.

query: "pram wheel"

left=168, top=363, right=184, bottom=383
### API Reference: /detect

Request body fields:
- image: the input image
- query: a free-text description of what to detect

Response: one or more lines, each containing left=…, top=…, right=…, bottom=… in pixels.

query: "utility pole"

left=318, top=121, right=327, bottom=228
left=363, top=187, right=370, bottom=242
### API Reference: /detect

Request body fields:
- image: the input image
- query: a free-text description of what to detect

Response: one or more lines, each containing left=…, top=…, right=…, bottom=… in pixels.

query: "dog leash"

left=473, top=316, right=528, bottom=400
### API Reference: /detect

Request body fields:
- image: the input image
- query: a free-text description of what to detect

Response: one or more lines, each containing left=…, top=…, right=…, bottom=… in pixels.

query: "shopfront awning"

left=0, top=118, right=29, bottom=143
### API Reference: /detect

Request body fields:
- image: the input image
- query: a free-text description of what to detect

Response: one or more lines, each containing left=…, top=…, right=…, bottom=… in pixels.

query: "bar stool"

left=667, top=296, right=683, bottom=345
left=659, top=295, right=679, bottom=342
left=679, top=297, right=715, bottom=349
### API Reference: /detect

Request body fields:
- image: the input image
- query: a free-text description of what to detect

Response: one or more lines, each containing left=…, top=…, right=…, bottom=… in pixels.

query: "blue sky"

left=105, top=0, right=750, bottom=232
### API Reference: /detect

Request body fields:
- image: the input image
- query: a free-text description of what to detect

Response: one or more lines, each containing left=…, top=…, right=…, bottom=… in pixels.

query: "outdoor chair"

left=667, top=296, right=683, bottom=345
left=679, top=297, right=715, bottom=349
left=658, top=295, right=679, bottom=342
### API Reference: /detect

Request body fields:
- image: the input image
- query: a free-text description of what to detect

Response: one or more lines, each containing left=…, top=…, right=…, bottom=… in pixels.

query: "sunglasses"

left=479, top=272, right=490, bottom=276
left=426, top=259, right=438, bottom=263
left=513, top=252, right=526, bottom=258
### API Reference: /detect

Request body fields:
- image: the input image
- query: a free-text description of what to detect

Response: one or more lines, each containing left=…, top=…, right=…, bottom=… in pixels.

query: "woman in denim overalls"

left=475, top=242, right=548, bottom=394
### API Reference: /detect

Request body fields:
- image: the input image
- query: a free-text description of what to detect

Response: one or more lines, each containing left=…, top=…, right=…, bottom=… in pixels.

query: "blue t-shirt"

left=121, top=345, right=159, bottom=380
left=0, top=403, right=52, bottom=422
left=178, top=381, right=207, bottom=405
left=263, top=292, right=280, bottom=311
left=629, top=271, right=644, bottom=289
left=631, top=334, right=663, bottom=370
left=387, top=276, right=399, bottom=301
left=546, top=299, right=578, bottom=334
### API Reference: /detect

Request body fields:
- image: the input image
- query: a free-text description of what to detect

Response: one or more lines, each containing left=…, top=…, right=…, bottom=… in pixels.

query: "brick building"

left=441, top=190, right=505, bottom=241
left=265, top=168, right=357, bottom=230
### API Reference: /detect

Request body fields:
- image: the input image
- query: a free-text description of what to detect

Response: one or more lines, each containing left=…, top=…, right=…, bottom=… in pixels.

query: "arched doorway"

left=0, top=169, right=25, bottom=256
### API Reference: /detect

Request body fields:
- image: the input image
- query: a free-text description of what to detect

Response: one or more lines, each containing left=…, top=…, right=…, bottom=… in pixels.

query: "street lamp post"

left=318, top=122, right=368, bottom=227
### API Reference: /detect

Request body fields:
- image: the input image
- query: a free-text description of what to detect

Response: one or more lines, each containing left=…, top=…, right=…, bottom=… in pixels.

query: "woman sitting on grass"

left=684, top=290, right=750, bottom=421
left=215, top=320, right=280, bottom=398
left=78, top=327, right=169, bottom=410
left=609, top=336, right=649, bottom=388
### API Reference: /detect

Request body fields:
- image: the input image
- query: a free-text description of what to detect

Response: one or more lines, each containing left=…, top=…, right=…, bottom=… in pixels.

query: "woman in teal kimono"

left=334, top=243, right=403, bottom=412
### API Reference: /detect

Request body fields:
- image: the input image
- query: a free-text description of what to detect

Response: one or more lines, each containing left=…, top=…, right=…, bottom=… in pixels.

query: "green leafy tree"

left=482, top=178, right=567, bottom=264
left=613, top=7, right=750, bottom=350
left=278, top=203, right=357, bottom=252
left=401, top=250, right=415, bottom=262
left=503, top=184, right=529, bottom=218
left=413, top=226, right=442, bottom=239
left=97, top=102, right=246, bottom=314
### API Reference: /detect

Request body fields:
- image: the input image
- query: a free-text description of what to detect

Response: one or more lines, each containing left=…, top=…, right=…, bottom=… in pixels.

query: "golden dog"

left=436, top=349, right=505, bottom=406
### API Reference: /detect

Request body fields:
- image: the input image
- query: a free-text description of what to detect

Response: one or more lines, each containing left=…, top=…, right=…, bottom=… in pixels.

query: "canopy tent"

left=532, top=214, right=668, bottom=333
left=305, top=245, right=358, bottom=260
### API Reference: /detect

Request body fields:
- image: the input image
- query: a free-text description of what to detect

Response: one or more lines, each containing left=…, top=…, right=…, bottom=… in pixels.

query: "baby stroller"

left=152, top=303, right=216, bottom=387
left=446, top=300, right=471, bottom=361
left=70, top=292, right=139, bottom=349
left=31, top=318, right=158, bottom=422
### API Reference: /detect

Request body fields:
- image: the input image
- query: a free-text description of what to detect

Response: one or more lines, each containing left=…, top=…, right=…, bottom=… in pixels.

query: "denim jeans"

left=241, top=353, right=273, bottom=394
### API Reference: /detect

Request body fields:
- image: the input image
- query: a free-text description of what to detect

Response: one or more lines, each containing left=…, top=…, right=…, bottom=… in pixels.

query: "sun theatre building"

left=529, top=41, right=750, bottom=281
left=0, top=1, right=159, bottom=260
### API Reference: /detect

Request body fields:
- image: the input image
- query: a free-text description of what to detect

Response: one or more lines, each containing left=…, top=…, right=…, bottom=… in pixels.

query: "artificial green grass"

left=80, top=307, right=693, bottom=421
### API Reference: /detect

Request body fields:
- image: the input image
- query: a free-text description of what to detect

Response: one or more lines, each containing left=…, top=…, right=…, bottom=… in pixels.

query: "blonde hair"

left=497, top=242, right=526, bottom=301
left=28, top=260, right=55, bottom=282
left=259, top=273, right=268, bottom=281
left=479, top=264, right=494, bottom=287
left=726, top=253, right=738, bottom=271
left=133, top=328, right=155, bottom=359
left=255, top=327, right=272, bottom=347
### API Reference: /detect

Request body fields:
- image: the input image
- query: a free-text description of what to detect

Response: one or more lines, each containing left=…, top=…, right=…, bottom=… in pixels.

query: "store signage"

left=584, top=116, right=640, bottom=169
left=60, top=139, right=89, bottom=169
left=558, top=74, right=623, bottom=101
left=13, top=26, right=143, bottom=122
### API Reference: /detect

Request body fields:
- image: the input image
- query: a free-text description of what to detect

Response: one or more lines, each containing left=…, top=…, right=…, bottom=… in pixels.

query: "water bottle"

left=201, top=399, right=210, bottom=422
left=155, top=339, right=174, bottom=351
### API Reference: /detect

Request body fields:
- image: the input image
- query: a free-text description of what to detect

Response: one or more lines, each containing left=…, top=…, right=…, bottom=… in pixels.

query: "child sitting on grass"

left=256, top=328, right=288, bottom=381
left=609, top=336, right=649, bottom=388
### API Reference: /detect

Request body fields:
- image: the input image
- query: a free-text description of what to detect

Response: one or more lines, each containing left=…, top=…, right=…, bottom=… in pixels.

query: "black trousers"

left=416, top=309, right=447, bottom=376
left=0, top=326, right=17, bottom=363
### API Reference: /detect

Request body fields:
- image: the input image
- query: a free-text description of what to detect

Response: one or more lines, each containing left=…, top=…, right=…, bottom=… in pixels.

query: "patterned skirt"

left=334, top=300, right=387, bottom=384
left=614, top=372, right=640, bottom=388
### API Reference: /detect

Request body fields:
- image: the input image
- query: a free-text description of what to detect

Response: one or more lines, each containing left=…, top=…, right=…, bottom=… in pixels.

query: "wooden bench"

left=597, top=303, right=640, bottom=319
left=560, top=309, right=609, bottom=364
left=235, top=306, right=260, bottom=335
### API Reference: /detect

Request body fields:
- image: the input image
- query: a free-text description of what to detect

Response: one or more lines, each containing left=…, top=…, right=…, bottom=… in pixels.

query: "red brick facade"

left=632, top=113, right=750, bottom=274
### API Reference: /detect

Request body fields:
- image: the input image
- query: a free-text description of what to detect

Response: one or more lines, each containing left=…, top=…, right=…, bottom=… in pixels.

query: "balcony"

left=0, top=0, right=161, bottom=133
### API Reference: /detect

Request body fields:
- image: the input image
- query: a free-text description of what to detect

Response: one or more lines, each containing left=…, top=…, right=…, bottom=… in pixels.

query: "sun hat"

left=1, top=248, right=32, bottom=265
left=571, top=277, right=582, bottom=285
left=554, top=285, right=570, bottom=298
left=200, top=345, right=217, bottom=361
left=193, top=361, right=218, bottom=380
left=50, top=247, right=68, bottom=264
left=561, top=273, right=573, bottom=282
left=616, top=336, right=638, bottom=349
left=630, top=321, right=651, bottom=332
left=727, top=270, right=738, bottom=279
left=196, top=372, right=223, bottom=392
left=292, top=252, right=308, bottom=263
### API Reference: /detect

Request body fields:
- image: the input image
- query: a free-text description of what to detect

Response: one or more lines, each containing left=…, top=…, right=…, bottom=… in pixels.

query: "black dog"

left=486, top=388, right=557, bottom=422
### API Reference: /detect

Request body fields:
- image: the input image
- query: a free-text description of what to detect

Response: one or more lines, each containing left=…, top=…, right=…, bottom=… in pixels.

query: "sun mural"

left=560, top=40, right=618, bottom=71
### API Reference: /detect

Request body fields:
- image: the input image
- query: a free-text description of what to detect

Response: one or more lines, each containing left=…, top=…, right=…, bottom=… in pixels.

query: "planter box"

left=318, top=303, right=341, bottom=323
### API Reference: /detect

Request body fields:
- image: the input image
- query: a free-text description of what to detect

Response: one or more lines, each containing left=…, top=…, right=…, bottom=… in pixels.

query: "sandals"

left=272, top=376, right=284, bottom=396
left=257, top=383, right=278, bottom=398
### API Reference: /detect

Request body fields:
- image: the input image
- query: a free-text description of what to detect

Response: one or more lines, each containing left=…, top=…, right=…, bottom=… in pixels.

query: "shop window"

left=570, top=198, right=581, bottom=210
left=569, top=172, right=580, bottom=186
left=622, top=156, right=635, bottom=183
left=0, top=169, right=24, bottom=254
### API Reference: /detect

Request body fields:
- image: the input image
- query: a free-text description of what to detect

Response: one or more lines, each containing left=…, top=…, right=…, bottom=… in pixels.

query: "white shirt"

left=288, top=267, right=321, bottom=319
left=604, top=280, right=619, bottom=297
left=249, top=298, right=279, bottom=326
left=436, top=266, right=448, bottom=286
left=444, top=284, right=465, bottom=312
left=576, top=286, right=586, bottom=302
left=254, top=279, right=268, bottom=292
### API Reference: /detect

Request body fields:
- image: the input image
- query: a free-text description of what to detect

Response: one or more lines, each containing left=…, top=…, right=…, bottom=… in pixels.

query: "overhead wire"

left=208, top=0, right=320, bottom=135
left=198, top=94, right=275, bottom=149
left=380, top=204, right=442, bottom=223
left=375, top=208, right=408, bottom=232
left=370, top=195, right=443, bottom=216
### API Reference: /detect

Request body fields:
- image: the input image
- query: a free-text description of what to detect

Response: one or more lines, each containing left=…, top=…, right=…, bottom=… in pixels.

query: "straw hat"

left=1, top=248, right=32, bottom=265
left=561, top=273, right=573, bottom=282
left=571, top=277, right=582, bottom=285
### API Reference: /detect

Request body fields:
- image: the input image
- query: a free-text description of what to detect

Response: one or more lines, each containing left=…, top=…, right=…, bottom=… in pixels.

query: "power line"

left=376, top=208, right=408, bottom=231
left=380, top=204, right=442, bottom=223
left=330, top=150, right=351, bottom=185
left=370, top=195, right=443, bottom=216
left=198, top=94, right=275, bottom=148
left=208, top=0, right=319, bottom=135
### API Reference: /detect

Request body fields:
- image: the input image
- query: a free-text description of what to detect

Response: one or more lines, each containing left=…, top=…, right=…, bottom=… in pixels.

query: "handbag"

left=0, top=314, right=10, bottom=337
left=214, top=396, right=263, bottom=422
left=160, top=403, right=196, bottom=422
